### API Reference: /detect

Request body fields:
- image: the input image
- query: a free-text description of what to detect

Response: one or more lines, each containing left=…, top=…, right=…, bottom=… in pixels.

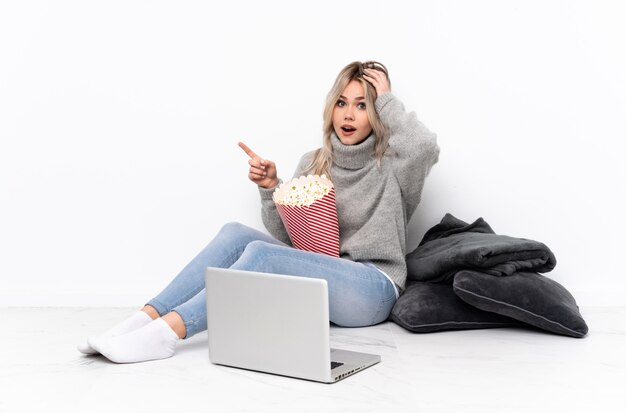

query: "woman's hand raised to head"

left=238, top=142, right=279, bottom=189
left=363, top=68, right=391, bottom=96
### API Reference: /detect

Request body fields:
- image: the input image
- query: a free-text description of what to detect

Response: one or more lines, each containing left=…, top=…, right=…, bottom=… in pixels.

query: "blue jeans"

left=145, top=222, right=398, bottom=339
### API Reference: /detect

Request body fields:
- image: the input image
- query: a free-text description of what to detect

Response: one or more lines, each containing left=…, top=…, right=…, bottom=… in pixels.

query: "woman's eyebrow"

left=339, top=95, right=365, bottom=101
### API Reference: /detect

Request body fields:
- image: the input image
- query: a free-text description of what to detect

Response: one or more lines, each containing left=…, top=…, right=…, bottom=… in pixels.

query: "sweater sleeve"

left=375, top=92, right=440, bottom=221
left=258, top=151, right=316, bottom=245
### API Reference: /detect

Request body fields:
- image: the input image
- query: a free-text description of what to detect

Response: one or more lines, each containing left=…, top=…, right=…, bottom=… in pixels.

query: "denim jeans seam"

left=169, top=309, right=194, bottom=339
left=371, top=294, right=397, bottom=325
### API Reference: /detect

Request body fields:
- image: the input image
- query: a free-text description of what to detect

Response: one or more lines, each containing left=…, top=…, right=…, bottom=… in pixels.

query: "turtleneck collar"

left=330, top=130, right=377, bottom=170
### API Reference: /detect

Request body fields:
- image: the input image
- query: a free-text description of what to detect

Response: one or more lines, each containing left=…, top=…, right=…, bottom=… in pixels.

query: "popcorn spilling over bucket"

left=272, top=174, right=340, bottom=257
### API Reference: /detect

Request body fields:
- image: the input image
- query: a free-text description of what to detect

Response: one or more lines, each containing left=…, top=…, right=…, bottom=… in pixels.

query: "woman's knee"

left=215, top=222, right=261, bottom=245
left=218, top=221, right=250, bottom=237
left=233, top=240, right=281, bottom=270
left=240, top=240, right=278, bottom=260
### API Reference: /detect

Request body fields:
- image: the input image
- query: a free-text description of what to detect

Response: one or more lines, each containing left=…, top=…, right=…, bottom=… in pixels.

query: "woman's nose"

left=344, top=106, right=355, bottom=120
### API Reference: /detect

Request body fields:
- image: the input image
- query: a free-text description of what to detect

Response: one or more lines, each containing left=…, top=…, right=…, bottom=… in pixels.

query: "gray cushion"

left=405, top=214, right=557, bottom=284
left=453, top=270, right=588, bottom=338
left=390, top=281, right=521, bottom=333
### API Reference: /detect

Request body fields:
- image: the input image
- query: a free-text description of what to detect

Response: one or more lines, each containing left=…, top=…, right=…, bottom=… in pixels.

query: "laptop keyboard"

left=331, top=361, right=344, bottom=370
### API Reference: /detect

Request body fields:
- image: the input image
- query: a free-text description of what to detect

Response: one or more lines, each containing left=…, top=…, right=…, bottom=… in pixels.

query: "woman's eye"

left=336, top=100, right=366, bottom=109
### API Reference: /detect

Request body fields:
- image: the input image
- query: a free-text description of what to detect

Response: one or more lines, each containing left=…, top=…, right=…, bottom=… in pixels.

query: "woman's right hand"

left=238, top=141, right=279, bottom=189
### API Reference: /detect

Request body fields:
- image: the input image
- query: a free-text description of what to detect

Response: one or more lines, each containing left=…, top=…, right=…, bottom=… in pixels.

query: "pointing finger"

left=238, top=141, right=260, bottom=160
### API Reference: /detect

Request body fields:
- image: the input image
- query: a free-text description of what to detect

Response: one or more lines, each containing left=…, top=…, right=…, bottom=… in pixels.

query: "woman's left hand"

left=363, top=68, right=391, bottom=96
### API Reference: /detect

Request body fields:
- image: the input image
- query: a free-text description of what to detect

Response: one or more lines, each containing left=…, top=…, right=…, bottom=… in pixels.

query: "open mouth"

left=341, top=126, right=356, bottom=136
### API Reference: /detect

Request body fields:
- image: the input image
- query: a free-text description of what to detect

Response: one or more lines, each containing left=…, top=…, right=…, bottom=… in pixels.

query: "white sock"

left=77, top=310, right=153, bottom=355
left=88, top=318, right=179, bottom=363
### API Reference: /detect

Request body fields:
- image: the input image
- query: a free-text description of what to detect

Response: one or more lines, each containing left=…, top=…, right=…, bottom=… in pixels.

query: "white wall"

left=1, top=0, right=625, bottom=307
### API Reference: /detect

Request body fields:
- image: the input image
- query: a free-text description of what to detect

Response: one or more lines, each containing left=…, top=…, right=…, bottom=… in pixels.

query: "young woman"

left=77, top=61, right=440, bottom=363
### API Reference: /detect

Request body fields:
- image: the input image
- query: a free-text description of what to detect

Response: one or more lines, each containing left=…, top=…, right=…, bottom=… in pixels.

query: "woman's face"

left=332, top=80, right=373, bottom=145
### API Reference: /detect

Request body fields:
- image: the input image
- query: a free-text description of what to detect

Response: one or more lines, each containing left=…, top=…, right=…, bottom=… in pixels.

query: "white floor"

left=1, top=307, right=625, bottom=413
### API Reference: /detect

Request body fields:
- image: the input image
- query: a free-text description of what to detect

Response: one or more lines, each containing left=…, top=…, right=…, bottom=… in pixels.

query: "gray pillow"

left=390, top=281, right=521, bottom=333
left=453, top=270, right=588, bottom=338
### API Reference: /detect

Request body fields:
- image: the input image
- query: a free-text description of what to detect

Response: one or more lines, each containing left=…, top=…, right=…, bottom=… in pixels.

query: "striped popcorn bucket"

left=273, top=175, right=340, bottom=257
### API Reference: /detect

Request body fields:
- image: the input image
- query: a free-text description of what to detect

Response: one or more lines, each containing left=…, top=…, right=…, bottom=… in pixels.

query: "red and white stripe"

left=276, top=188, right=340, bottom=257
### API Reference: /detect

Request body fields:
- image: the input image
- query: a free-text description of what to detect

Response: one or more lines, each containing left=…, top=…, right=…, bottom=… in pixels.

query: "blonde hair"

left=304, top=61, right=391, bottom=179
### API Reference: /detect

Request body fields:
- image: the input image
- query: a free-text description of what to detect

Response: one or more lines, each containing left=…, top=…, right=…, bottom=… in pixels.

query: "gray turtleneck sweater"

left=258, top=92, right=440, bottom=292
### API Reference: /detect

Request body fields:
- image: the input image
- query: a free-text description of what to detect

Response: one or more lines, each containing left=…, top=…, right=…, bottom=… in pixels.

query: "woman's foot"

left=77, top=308, right=155, bottom=355
left=88, top=318, right=180, bottom=363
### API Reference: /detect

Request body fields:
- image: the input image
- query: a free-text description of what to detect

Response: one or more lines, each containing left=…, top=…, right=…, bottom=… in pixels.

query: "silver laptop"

left=205, top=267, right=381, bottom=383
